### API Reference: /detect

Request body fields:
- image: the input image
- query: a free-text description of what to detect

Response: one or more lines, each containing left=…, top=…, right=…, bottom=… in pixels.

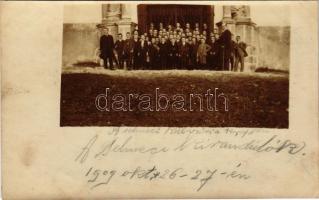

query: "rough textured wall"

left=257, top=26, right=290, bottom=71
left=62, top=23, right=100, bottom=67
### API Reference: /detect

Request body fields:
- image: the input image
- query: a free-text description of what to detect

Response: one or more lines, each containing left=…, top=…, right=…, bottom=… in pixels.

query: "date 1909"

left=84, top=163, right=250, bottom=191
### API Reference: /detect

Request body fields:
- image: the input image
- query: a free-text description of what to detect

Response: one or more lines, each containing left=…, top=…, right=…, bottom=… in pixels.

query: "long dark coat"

left=100, top=35, right=114, bottom=58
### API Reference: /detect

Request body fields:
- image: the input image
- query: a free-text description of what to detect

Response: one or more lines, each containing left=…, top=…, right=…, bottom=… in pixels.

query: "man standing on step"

left=123, top=32, right=134, bottom=70
left=234, top=35, right=248, bottom=72
left=114, top=33, right=125, bottom=69
left=215, top=22, right=232, bottom=71
left=99, top=27, right=114, bottom=70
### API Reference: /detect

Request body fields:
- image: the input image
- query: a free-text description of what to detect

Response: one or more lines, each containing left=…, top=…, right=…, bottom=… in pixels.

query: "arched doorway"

left=137, top=4, right=214, bottom=33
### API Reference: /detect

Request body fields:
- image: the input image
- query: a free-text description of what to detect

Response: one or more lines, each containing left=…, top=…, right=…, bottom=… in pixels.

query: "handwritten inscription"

left=75, top=131, right=306, bottom=164
left=84, top=163, right=249, bottom=191
left=74, top=128, right=307, bottom=192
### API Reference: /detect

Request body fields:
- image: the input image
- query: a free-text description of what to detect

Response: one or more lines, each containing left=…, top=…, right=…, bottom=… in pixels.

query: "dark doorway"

left=137, top=4, right=214, bottom=33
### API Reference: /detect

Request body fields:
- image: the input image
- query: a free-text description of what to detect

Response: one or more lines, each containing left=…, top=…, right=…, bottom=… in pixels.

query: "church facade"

left=62, top=3, right=289, bottom=71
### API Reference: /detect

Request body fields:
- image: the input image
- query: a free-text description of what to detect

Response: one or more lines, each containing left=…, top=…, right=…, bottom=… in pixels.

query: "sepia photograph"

left=60, top=2, right=290, bottom=127
left=1, top=1, right=318, bottom=199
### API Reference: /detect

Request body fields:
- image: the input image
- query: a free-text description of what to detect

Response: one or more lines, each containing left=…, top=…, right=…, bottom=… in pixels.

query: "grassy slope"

left=60, top=70, right=288, bottom=128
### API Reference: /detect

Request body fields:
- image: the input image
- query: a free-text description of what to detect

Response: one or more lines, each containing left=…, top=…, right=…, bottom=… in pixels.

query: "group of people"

left=99, top=21, right=248, bottom=71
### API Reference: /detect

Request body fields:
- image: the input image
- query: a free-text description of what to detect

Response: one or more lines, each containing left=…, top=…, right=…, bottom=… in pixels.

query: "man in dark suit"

left=168, top=38, right=179, bottom=69
left=137, top=35, right=149, bottom=69
left=123, top=32, right=134, bottom=70
left=114, top=33, right=125, bottom=69
left=230, top=34, right=237, bottom=71
left=132, top=33, right=140, bottom=69
left=179, top=37, right=190, bottom=69
left=207, top=35, right=217, bottom=70
left=215, top=22, right=232, bottom=71
left=234, top=35, right=248, bottom=72
left=189, top=37, right=198, bottom=69
left=100, top=27, right=114, bottom=69
left=158, top=37, right=168, bottom=70
left=148, top=38, right=159, bottom=69
left=203, top=23, right=208, bottom=34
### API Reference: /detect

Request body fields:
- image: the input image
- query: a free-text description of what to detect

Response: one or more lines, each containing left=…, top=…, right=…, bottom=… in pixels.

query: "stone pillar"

left=101, top=4, right=136, bottom=40
left=103, top=4, right=121, bottom=21
left=101, top=4, right=109, bottom=20
left=102, top=4, right=121, bottom=38
left=221, top=5, right=257, bottom=72
left=243, top=24, right=246, bottom=42
left=222, top=6, right=236, bottom=33
left=233, top=6, right=256, bottom=72
left=256, top=28, right=261, bottom=69
left=223, top=6, right=232, bottom=20
left=121, top=4, right=130, bottom=19
left=210, top=5, right=215, bottom=32
left=118, top=4, right=136, bottom=38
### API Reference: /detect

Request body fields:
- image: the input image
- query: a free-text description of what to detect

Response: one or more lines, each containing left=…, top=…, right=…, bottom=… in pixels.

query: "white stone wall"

left=257, top=26, right=290, bottom=71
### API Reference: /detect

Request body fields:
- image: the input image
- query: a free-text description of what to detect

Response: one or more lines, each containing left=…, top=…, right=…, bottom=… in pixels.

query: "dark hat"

left=215, top=21, right=225, bottom=27
left=96, top=24, right=106, bottom=29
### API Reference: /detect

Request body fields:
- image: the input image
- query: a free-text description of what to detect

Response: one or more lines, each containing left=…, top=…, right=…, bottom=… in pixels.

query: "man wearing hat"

left=99, top=27, right=115, bottom=70
left=215, top=21, right=232, bottom=70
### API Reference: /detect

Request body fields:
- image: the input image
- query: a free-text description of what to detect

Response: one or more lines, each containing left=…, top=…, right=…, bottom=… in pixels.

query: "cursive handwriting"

left=74, top=129, right=307, bottom=192
left=84, top=163, right=250, bottom=191
left=75, top=133, right=306, bottom=164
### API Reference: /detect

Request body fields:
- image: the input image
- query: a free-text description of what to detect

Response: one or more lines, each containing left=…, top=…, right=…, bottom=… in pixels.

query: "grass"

left=60, top=70, right=288, bottom=128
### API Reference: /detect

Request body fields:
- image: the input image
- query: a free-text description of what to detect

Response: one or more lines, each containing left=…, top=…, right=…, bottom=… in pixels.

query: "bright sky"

left=64, top=4, right=290, bottom=26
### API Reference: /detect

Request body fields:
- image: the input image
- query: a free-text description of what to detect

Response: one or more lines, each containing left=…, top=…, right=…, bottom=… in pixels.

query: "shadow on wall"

left=257, top=26, right=290, bottom=71
left=62, top=23, right=100, bottom=67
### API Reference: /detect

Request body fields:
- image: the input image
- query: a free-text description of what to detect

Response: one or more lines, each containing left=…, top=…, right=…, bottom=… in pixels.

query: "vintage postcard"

left=1, top=1, right=318, bottom=199
left=61, top=3, right=289, bottom=128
